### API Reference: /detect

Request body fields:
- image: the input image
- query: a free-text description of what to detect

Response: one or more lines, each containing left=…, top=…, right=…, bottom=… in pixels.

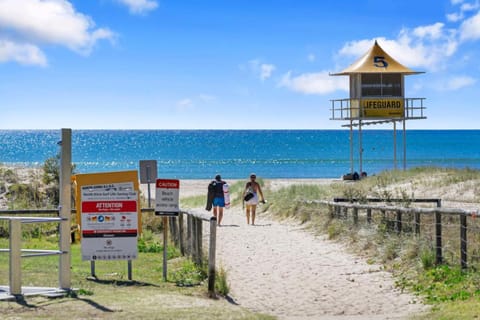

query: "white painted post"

left=59, top=128, right=72, bottom=289
left=9, top=219, right=22, bottom=295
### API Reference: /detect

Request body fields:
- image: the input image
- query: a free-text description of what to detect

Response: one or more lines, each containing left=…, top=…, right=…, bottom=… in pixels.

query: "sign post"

left=155, top=179, right=180, bottom=281
left=139, top=160, right=158, bottom=208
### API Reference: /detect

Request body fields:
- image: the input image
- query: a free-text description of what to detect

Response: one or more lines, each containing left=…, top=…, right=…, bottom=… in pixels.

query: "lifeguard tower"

left=330, top=41, right=426, bottom=176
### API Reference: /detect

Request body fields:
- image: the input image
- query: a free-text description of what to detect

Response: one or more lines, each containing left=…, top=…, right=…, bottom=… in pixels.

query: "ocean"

left=0, top=130, right=479, bottom=179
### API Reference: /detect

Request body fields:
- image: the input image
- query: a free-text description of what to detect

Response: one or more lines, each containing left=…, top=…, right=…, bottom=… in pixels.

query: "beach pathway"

left=212, top=206, right=427, bottom=320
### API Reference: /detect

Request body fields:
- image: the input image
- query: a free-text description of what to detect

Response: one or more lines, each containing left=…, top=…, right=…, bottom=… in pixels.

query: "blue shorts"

left=213, top=197, right=225, bottom=208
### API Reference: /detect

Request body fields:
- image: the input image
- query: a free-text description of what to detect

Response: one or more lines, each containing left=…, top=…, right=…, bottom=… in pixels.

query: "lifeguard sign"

left=329, top=41, right=427, bottom=173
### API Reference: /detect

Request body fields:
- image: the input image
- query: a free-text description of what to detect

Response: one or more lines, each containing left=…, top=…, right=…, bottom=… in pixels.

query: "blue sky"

left=0, top=0, right=479, bottom=129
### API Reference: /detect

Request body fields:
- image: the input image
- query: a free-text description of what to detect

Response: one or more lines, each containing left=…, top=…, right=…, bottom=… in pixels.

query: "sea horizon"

left=1, top=129, right=479, bottom=179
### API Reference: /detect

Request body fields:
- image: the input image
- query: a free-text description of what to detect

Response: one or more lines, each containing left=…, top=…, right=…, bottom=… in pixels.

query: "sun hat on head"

left=250, top=173, right=256, bottom=178
left=215, top=174, right=221, bottom=181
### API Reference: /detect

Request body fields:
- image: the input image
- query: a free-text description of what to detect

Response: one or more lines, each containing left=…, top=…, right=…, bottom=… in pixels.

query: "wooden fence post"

left=435, top=211, right=443, bottom=265
left=187, top=215, right=193, bottom=256
left=396, top=210, right=402, bottom=233
left=178, top=213, right=185, bottom=256
left=329, top=205, right=334, bottom=218
left=208, top=217, right=217, bottom=297
left=195, top=218, right=203, bottom=266
left=366, top=208, right=372, bottom=224
left=342, top=207, right=348, bottom=219
left=460, top=214, right=467, bottom=269
left=191, top=217, right=197, bottom=261
left=353, top=208, right=358, bottom=225
left=414, top=212, right=421, bottom=235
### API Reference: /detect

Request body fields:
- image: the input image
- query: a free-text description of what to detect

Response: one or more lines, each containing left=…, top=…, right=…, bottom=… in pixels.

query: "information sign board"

left=155, top=179, right=180, bottom=215
left=80, top=182, right=138, bottom=261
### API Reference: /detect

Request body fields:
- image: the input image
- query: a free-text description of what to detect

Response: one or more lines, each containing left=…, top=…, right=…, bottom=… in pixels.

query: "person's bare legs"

left=218, top=207, right=224, bottom=225
left=251, top=205, right=257, bottom=225
left=246, top=205, right=251, bottom=224
left=213, top=206, right=219, bottom=223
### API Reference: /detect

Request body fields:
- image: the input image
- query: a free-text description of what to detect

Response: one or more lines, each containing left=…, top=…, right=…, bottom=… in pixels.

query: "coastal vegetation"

left=257, top=167, right=480, bottom=320
left=1, top=164, right=479, bottom=318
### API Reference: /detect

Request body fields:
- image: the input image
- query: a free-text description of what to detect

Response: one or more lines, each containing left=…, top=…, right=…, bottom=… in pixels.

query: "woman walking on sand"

left=243, top=173, right=265, bottom=225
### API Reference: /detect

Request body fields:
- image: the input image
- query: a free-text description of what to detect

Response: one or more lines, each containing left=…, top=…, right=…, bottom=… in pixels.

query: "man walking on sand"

left=243, top=173, right=265, bottom=225
left=207, top=174, right=226, bottom=226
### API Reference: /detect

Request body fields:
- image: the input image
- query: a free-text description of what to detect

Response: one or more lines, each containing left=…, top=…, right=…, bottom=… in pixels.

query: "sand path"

left=211, top=206, right=427, bottom=320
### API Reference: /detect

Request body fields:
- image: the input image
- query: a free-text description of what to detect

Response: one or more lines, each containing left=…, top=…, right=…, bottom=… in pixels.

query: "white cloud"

left=279, top=71, right=348, bottom=95
left=199, top=94, right=216, bottom=102
left=460, top=1, right=480, bottom=11
left=177, top=94, right=216, bottom=110
left=0, top=39, right=46, bottom=66
left=459, top=11, right=480, bottom=40
left=447, top=12, right=463, bottom=22
left=116, top=0, right=158, bottom=15
left=447, top=0, right=479, bottom=22
left=0, top=0, right=114, bottom=54
left=247, top=59, right=276, bottom=81
left=260, top=64, right=276, bottom=81
left=413, top=22, right=445, bottom=40
left=0, top=0, right=114, bottom=65
left=338, top=23, right=459, bottom=72
left=307, top=53, right=316, bottom=62
left=444, top=75, right=476, bottom=90
left=177, top=98, right=194, bottom=111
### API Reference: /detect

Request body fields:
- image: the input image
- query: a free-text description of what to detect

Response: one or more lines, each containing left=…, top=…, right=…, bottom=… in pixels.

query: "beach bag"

left=244, top=192, right=254, bottom=201
left=244, top=188, right=254, bottom=201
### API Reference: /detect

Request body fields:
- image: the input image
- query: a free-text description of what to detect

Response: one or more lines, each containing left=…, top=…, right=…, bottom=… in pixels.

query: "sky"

left=0, top=0, right=479, bottom=130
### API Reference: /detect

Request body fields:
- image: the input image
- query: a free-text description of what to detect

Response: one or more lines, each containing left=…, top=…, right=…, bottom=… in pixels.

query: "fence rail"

left=303, top=199, right=480, bottom=269
left=131, top=208, right=218, bottom=296
left=1, top=208, right=218, bottom=297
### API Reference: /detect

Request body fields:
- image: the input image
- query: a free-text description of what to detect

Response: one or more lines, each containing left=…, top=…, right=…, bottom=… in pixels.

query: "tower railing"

left=330, top=97, right=426, bottom=121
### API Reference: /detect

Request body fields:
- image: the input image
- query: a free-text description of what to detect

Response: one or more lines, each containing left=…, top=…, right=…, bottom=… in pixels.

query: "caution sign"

left=155, top=179, right=180, bottom=216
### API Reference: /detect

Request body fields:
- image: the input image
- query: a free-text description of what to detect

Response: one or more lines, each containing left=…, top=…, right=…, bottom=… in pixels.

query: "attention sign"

left=155, top=179, right=180, bottom=215
left=80, top=182, right=139, bottom=261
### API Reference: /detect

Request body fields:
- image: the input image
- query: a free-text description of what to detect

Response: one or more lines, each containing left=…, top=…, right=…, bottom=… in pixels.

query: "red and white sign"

left=80, top=183, right=138, bottom=261
left=155, top=179, right=180, bottom=215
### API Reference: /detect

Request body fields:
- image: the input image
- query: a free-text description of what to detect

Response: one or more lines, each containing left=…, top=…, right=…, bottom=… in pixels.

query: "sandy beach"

left=0, top=169, right=431, bottom=318
left=176, top=178, right=428, bottom=319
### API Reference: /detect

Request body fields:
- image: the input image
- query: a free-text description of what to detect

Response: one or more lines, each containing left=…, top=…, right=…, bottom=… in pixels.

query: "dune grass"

left=259, top=167, right=480, bottom=319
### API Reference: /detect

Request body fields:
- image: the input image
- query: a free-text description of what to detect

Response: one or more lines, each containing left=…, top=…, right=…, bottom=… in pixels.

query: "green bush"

left=3, top=169, right=18, bottom=183
left=6, top=183, right=43, bottom=209
left=170, top=260, right=207, bottom=287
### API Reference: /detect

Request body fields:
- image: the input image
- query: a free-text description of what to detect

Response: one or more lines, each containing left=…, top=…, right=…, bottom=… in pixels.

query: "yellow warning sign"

left=361, top=98, right=404, bottom=118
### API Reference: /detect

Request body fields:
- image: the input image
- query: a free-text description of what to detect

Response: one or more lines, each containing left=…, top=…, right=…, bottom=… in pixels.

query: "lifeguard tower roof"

left=331, top=41, right=424, bottom=76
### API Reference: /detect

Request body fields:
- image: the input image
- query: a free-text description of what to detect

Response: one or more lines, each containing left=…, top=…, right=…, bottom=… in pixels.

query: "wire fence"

left=304, top=198, right=480, bottom=270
